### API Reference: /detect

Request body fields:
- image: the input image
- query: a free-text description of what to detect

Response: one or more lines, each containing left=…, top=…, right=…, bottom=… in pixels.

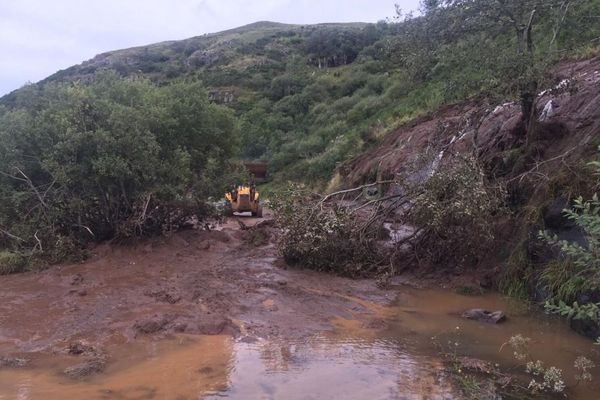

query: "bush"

left=0, top=72, right=240, bottom=262
left=408, top=154, right=506, bottom=267
left=542, top=152, right=600, bottom=331
left=271, top=185, right=386, bottom=277
left=0, top=251, right=27, bottom=275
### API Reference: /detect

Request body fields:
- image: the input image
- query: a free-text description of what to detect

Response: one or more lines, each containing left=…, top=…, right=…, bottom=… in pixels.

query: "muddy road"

left=0, top=211, right=394, bottom=350
left=1, top=212, right=599, bottom=399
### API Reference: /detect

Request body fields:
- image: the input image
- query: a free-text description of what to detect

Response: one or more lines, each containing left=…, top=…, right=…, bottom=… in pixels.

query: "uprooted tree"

left=272, top=152, right=506, bottom=278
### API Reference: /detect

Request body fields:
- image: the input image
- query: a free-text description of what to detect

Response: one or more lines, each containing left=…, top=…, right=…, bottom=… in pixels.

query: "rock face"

left=462, top=309, right=506, bottom=324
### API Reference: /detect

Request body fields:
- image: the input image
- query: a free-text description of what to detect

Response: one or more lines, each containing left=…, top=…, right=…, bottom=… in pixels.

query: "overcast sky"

left=0, top=0, right=421, bottom=96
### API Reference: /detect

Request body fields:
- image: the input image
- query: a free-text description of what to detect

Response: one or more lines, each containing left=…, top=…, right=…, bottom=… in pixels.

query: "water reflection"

left=0, top=333, right=454, bottom=400
left=2, top=288, right=600, bottom=399
left=206, top=335, right=454, bottom=400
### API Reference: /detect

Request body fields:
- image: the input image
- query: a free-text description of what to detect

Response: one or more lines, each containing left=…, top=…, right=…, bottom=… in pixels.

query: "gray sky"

left=0, top=0, right=420, bottom=96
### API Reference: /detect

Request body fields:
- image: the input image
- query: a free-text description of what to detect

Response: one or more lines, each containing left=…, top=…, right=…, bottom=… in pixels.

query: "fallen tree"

left=272, top=152, right=506, bottom=278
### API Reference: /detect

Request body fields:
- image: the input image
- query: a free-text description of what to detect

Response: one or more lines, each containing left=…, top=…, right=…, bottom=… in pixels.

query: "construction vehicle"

left=224, top=185, right=263, bottom=217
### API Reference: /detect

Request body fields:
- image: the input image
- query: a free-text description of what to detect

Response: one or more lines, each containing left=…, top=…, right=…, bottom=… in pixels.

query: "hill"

left=3, top=3, right=600, bottom=184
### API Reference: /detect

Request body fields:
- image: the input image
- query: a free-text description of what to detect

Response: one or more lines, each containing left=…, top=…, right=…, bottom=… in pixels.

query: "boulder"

left=64, top=359, right=105, bottom=379
left=0, top=357, right=27, bottom=368
left=462, top=308, right=506, bottom=324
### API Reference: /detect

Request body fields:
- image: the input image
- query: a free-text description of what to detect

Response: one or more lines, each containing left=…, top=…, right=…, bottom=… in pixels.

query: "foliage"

left=541, top=153, right=600, bottom=325
left=505, top=334, right=574, bottom=395
left=271, top=184, right=386, bottom=277
left=3, top=3, right=597, bottom=189
left=574, top=355, right=596, bottom=382
left=0, top=72, right=239, bottom=261
left=0, top=6, right=598, bottom=267
left=408, top=155, right=506, bottom=267
left=499, top=245, right=534, bottom=300
left=545, top=300, right=600, bottom=321
left=0, top=251, right=28, bottom=275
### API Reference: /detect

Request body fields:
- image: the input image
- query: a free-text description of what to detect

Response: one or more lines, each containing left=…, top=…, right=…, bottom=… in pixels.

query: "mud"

left=0, top=210, right=393, bottom=361
left=1, top=211, right=600, bottom=399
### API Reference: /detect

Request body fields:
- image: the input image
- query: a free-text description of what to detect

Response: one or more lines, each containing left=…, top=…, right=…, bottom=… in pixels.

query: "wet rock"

left=238, top=336, right=259, bottom=344
left=0, top=357, right=27, bottom=368
left=63, top=359, right=105, bottom=379
left=544, top=196, right=587, bottom=243
left=133, top=315, right=174, bottom=335
left=462, top=309, right=506, bottom=324
left=68, top=340, right=97, bottom=356
left=570, top=317, right=600, bottom=341
left=173, top=322, right=188, bottom=333
left=197, top=241, right=211, bottom=250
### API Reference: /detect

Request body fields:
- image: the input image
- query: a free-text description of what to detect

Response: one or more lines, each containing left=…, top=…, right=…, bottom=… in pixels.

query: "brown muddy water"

left=1, top=288, right=599, bottom=400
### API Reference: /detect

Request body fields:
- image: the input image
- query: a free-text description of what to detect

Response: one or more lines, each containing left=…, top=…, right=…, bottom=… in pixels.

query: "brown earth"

left=0, top=210, right=397, bottom=363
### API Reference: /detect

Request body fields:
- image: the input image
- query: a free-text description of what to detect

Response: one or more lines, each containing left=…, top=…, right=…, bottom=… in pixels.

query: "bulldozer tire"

left=223, top=204, right=234, bottom=217
left=256, top=204, right=263, bottom=218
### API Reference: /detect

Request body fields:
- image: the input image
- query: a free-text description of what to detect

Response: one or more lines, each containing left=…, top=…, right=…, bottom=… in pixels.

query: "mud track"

left=0, top=211, right=393, bottom=359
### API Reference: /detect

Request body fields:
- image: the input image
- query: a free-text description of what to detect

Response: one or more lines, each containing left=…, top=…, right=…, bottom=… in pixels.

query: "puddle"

left=1, top=287, right=600, bottom=399
left=207, top=336, right=453, bottom=400
left=0, top=335, right=232, bottom=399
left=389, top=289, right=600, bottom=399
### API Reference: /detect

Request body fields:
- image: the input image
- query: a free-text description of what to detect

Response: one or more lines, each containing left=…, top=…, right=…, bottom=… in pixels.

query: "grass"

left=499, top=247, right=533, bottom=301
left=540, top=259, right=584, bottom=302
left=0, top=251, right=27, bottom=275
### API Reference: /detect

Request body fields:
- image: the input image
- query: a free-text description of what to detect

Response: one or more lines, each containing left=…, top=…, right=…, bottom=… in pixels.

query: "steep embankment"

left=342, top=55, right=600, bottom=186
left=339, top=54, right=600, bottom=301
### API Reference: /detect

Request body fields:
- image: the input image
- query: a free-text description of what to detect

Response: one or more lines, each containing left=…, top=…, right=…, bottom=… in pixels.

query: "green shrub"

left=0, top=251, right=27, bottom=275
left=0, top=72, right=239, bottom=262
left=408, top=155, right=506, bottom=267
left=542, top=152, right=600, bottom=333
left=271, top=185, right=386, bottom=277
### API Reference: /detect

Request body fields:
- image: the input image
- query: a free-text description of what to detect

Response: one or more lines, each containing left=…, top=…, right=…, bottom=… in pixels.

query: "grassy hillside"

left=3, top=3, right=600, bottom=187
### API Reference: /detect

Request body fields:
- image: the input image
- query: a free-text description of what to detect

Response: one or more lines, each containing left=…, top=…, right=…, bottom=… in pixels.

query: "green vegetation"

left=0, top=2, right=599, bottom=269
left=4, top=2, right=598, bottom=189
left=0, top=72, right=239, bottom=269
left=541, top=153, right=600, bottom=333
left=271, top=184, right=387, bottom=277
left=408, top=155, right=506, bottom=267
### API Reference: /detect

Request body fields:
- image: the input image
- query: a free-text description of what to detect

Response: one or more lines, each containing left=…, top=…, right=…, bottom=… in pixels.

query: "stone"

left=64, top=359, right=105, bottom=379
left=462, top=308, right=506, bottom=324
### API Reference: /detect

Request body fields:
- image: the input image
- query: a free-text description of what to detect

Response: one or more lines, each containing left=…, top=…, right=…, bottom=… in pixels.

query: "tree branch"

left=321, top=180, right=398, bottom=203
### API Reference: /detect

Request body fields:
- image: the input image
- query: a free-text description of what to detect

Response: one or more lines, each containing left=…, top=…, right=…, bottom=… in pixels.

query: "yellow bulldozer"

left=224, top=185, right=263, bottom=217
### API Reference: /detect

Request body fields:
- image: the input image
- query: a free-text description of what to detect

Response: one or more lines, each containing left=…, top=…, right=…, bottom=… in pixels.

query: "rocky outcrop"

left=208, top=89, right=236, bottom=104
